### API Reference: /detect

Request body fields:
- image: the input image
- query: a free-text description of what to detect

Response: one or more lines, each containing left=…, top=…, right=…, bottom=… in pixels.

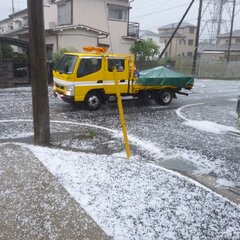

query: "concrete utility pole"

left=192, top=0, right=203, bottom=75
left=227, top=0, right=236, bottom=62
left=27, top=0, right=50, bottom=146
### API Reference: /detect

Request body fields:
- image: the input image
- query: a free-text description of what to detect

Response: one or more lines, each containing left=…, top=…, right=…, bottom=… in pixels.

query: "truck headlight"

left=65, top=85, right=74, bottom=96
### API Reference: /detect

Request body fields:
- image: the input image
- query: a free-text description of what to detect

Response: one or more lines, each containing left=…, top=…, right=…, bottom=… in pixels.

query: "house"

left=217, top=30, right=240, bottom=45
left=139, top=30, right=159, bottom=43
left=0, top=0, right=139, bottom=58
left=158, top=22, right=197, bottom=58
left=198, top=30, right=240, bottom=60
left=0, top=9, right=29, bottom=54
left=199, top=43, right=240, bottom=61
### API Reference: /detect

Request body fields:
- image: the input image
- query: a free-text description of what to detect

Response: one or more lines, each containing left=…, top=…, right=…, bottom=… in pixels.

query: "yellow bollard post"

left=113, top=67, right=131, bottom=159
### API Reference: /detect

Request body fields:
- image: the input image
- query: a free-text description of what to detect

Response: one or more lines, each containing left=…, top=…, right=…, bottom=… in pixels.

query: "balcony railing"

left=128, top=22, right=139, bottom=38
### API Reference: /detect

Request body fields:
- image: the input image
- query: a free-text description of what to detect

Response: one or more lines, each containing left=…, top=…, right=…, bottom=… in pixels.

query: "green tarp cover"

left=137, top=66, right=194, bottom=88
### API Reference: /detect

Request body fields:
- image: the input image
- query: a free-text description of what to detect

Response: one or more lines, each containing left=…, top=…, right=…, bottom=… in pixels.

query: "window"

left=23, top=17, right=28, bottom=27
left=108, top=59, right=125, bottom=72
left=189, top=27, right=195, bottom=34
left=236, top=39, right=240, bottom=43
left=108, top=4, right=128, bottom=21
left=182, top=52, right=185, bottom=56
left=188, top=39, right=194, bottom=46
left=56, top=54, right=78, bottom=74
left=58, top=0, right=72, bottom=25
left=187, top=52, right=193, bottom=57
left=15, top=20, right=22, bottom=28
left=77, top=58, right=102, bottom=78
left=8, top=24, right=14, bottom=31
left=179, top=40, right=182, bottom=45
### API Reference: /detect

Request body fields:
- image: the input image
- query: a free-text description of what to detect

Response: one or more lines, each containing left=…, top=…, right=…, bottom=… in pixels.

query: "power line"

left=133, top=0, right=175, bottom=10
left=131, top=2, right=191, bottom=19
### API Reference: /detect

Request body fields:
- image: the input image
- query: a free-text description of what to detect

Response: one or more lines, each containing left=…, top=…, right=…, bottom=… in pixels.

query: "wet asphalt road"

left=0, top=79, right=239, bottom=201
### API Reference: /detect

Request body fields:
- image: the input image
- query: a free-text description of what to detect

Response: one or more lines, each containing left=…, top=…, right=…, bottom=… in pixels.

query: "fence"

left=137, top=57, right=240, bottom=79
left=175, top=57, right=240, bottom=79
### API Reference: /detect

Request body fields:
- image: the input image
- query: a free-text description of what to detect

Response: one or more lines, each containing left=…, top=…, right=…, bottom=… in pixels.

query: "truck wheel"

left=84, top=91, right=102, bottom=110
left=155, top=89, right=173, bottom=105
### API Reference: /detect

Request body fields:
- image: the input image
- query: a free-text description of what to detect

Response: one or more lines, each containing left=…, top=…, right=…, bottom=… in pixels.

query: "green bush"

left=53, top=47, right=77, bottom=67
left=130, top=40, right=160, bottom=61
left=13, top=54, right=28, bottom=64
left=0, top=43, right=14, bottom=60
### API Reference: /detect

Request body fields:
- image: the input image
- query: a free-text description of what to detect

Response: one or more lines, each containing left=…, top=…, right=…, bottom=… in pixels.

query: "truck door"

left=106, top=58, right=129, bottom=94
left=74, top=57, right=104, bottom=102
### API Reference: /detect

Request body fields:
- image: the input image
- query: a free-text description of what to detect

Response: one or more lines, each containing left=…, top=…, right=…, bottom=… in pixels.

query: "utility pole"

left=192, top=0, right=203, bottom=75
left=227, top=0, right=236, bottom=62
left=0, top=42, right=2, bottom=61
left=27, top=0, right=50, bottom=146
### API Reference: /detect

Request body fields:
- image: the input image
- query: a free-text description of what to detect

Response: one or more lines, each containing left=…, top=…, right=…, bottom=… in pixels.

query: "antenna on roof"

left=12, top=0, right=15, bottom=13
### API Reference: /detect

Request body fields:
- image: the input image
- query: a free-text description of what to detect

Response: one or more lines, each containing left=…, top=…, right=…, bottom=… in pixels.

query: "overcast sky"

left=130, top=0, right=240, bottom=35
left=0, top=0, right=27, bottom=20
left=130, top=0, right=199, bottom=31
left=0, top=0, right=239, bottom=38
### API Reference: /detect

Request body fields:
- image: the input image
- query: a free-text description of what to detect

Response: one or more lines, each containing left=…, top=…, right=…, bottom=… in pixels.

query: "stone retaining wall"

left=0, top=61, right=14, bottom=88
left=0, top=61, right=29, bottom=88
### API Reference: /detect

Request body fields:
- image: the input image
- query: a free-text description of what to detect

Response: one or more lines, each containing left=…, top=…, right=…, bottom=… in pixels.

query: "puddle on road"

left=150, top=158, right=240, bottom=204
left=160, top=158, right=198, bottom=172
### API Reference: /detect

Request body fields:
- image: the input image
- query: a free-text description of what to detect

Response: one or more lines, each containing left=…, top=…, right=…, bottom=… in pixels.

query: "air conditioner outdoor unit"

left=49, top=21, right=57, bottom=29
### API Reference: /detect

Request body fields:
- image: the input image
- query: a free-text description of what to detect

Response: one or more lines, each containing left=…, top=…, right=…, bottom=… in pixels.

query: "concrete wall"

left=54, top=29, right=99, bottom=52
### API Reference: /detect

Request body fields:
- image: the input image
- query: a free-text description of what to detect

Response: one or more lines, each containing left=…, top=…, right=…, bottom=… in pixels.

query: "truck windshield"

left=56, top=55, right=78, bottom=74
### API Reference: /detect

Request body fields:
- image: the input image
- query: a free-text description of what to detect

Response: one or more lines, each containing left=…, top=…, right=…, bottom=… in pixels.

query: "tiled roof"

left=8, top=8, right=28, bottom=18
left=158, top=22, right=196, bottom=30
left=199, top=43, right=240, bottom=52
left=139, top=30, right=159, bottom=37
left=159, top=30, right=184, bottom=38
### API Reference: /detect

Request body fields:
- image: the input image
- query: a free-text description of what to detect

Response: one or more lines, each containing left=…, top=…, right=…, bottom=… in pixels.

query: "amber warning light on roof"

left=83, top=46, right=107, bottom=53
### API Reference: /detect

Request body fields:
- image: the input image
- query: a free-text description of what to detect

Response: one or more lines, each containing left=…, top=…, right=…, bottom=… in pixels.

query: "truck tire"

left=155, top=89, right=173, bottom=105
left=84, top=91, right=102, bottom=110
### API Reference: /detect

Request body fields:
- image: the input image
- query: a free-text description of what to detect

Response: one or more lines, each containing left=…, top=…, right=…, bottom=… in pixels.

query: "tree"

left=0, top=43, right=14, bottom=60
left=130, top=40, right=160, bottom=61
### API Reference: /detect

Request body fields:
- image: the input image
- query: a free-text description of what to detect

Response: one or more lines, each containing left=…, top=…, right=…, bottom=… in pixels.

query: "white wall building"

left=0, top=0, right=139, bottom=58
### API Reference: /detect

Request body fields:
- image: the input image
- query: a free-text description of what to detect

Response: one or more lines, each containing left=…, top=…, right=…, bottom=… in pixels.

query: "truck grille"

left=55, top=83, right=64, bottom=90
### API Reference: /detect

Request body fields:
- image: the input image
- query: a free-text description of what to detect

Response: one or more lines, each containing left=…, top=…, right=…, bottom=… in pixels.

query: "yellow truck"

left=53, top=47, right=194, bottom=110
